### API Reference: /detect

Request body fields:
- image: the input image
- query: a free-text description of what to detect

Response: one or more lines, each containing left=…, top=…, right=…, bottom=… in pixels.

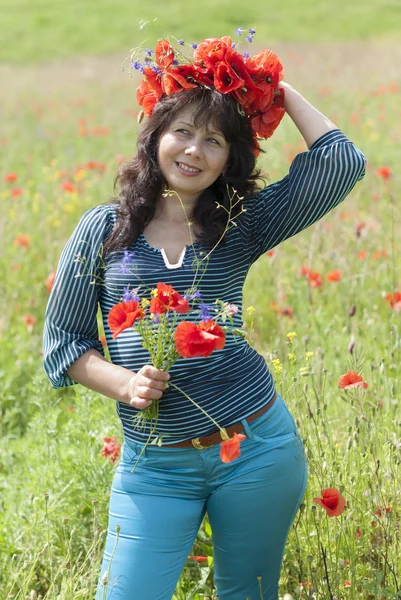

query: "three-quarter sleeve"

left=238, top=129, right=367, bottom=264
left=43, top=204, right=114, bottom=388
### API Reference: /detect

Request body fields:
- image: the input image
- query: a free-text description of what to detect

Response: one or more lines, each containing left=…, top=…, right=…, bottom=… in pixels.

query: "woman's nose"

left=184, top=140, right=203, bottom=159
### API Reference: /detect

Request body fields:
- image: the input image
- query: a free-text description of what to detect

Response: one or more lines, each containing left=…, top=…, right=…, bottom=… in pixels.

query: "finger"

left=141, top=376, right=168, bottom=391
left=136, top=386, right=164, bottom=400
left=141, top=365, right=170, bottom=381
left=130, top=396, right=153, bottom=409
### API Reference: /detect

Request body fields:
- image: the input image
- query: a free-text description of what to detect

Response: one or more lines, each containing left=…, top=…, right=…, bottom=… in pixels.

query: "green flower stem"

left=168, top=381, right=229, bottom=440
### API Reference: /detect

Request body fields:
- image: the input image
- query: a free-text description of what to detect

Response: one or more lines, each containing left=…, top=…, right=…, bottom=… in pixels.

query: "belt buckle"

left=191, top=437, right=211, bottom=450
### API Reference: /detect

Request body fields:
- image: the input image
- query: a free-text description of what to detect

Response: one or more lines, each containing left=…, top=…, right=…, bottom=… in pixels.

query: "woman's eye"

left=176, top=129, right=189, bottom=134
left=208, top=138, right=220, bottom=145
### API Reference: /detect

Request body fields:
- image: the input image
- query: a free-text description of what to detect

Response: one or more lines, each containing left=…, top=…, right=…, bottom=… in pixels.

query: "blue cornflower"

left=191, top=290, right=203, bottom=300
left=122, top=286, right=140, bottom=302
left=191, top=42, right=198, bottom=49
left=119, top=250, right=135, bottom=274
left=231, top=43, right=236, bottom=50
left=235, top=27, right=245, bottom=36
left=132, top=61, right=143, bottom=71
left=243, top=52, right=250, bottom=60
left=199, top=304, right=213, bottom=321
left=178, top=39, right=185, bottom=45
left=172, top=59, right=179, bottom=66
left=145, top=48, right=153, bottom=56
left=152, top=314, right=161, bottom=324
left=246, top=35, right=254, bottom=43
left=249, top=28, right=256, bottom=35
left=152, top=66, right=162, bottom=75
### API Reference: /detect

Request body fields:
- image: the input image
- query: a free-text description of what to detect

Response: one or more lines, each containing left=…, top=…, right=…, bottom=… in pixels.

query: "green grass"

left=0, top=71, right=400, bottom=598
left=1, top=0, right=401, bottom=63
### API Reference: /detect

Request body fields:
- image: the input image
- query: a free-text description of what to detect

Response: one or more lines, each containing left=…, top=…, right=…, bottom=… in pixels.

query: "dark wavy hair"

left=102, top=86, right=264, bottom=254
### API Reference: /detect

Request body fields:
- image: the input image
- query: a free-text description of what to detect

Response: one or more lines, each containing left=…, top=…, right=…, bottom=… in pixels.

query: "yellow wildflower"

left=288, top=353, right=295, bottom=361
left=246, top=306, right=255, bottom=314
left=306, top=351, right=314, bottom=359
left=287, top=331, right=297, bottom=341
left=141, top=298, right=150, bottom=308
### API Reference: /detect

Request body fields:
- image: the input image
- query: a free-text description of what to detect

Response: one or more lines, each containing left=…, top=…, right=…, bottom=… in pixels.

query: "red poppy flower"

left=193, top=37, right=233, bottom=67
left=5, top=172, right=17, bottom=183
left=136, top=80, right=158, bottom=117
left=61, top=181, right=77, bottom=194
left=213, top=61, right=245, bottom=94
left=313, top=488, right=346, bottom=517
left=23, top=314, right=36, bottom=327
left=13, top=234, right=31, bottom=248
left=163, top=65, right=198, bottom=95
left=250, top=105, right=286, bottom=139
left=326, top=270, right=341, bottom=282
left=385, top=291, right=401, bottom=310
left=175, top=319, right=226, bottom=358
left=155, top=40, right=175, bottom=70
left=338, top=371, right=368, bottom=390
left=188, top=555, right=208, bottom=563
left=149, top=282, right=189, bottom=315
left=108, top=300, right=145, bottom=339
left=100, top=436, right=121, bottom=463
left=307, top=270, right=322, bottom=288
left=45, top=270, right=56, bottom=293
left=375, top=166, right=391, bottom=180
left=220, top=432, right=246, bottom=463
left=11, top=187, right=22, bottom=197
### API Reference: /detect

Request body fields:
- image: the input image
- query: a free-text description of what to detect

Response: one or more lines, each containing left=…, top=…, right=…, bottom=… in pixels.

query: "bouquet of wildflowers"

left=107, top=277, right=246, bottom=462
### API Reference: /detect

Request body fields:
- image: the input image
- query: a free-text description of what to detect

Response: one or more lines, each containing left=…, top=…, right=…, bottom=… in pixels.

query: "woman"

left=43, top=37, right=366, bottom=600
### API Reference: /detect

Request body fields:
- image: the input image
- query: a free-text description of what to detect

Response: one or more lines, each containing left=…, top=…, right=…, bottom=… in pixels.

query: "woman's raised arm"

left=280, top=81, right=338, bottom=149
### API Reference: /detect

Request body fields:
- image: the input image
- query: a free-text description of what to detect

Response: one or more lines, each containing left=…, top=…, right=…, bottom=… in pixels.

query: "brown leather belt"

left=165, top=391, right=277, bottom=449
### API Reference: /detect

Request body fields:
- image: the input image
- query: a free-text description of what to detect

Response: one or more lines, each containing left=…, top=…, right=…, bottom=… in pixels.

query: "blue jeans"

left=96, top=394, right=308, bottom=600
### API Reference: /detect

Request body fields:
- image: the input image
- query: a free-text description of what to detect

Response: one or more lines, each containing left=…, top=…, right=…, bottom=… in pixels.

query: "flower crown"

left=131, top=33, right=286, bottom=143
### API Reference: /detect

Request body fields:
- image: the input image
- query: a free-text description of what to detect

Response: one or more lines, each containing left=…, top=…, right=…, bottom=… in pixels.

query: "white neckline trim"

left=160, top=246, right=187, bottom=269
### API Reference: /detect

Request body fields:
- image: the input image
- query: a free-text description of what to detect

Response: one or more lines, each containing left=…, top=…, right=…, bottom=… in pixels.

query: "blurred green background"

left=0, top=0, right=400, bottom=63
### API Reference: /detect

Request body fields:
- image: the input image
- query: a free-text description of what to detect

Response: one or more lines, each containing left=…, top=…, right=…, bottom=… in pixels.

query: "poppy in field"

left=357, top=250, right=367, bottom=260
left=326, top=270, right=341, bottom=282
left=108, top=300, right=145, bottom=339
left=23, top=314, right=36, bottom=327
left=100, top=437, right=121, bottom=463
left=308, top=271, right=322, bottom=288
left=13, top=234, right=31, bottom=248
left=313, top=488, right=346, bottom=517
left=338, top=371, right=368, bottom=390
left=373, top=249, right=387, bottom=260
left=355, top=222, right=366, bottom=237
left=11, top=187, right=22, bottom=197
left=175, top=319, right=226, bottom=358
left=61, top=181, right=77, bottom=193
left=375, top=166, right=391, bottom=180
left=45, top=271, right=56, bottom=293
left=4, top=172, right=17, bottom=183
left=188, top=556, right=208, bottom=563
left=385, top=291, right=401, bottom=311
left=150, top=282, right=190, bottom=315
left=220, top=432, right=246, bottom=463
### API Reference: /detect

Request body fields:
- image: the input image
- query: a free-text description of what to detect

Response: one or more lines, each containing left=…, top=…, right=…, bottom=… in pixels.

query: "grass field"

left=1, top=0, right=401, bottom=63
left=0, top=3, right=401, bottom=599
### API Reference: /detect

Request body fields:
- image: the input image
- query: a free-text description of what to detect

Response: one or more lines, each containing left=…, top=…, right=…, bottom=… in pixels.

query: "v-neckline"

left=140, top=234, right=192, bottom=270
left=160, top=246, right=187, bottom=269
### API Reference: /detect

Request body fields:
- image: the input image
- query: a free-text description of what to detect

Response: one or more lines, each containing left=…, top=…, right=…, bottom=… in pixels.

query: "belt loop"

left=241, top=418, right=254, bottom=440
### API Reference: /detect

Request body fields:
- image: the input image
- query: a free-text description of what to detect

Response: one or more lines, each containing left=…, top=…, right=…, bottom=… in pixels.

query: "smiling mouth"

left=176, top=162, right=202, bottom=174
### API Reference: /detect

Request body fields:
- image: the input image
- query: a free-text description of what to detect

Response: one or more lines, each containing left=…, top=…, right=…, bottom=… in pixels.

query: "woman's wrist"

left=278, top=81, right=338, bottom=149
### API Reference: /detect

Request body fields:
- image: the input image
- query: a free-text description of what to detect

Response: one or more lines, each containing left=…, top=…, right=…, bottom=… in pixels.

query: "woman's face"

left=157, top=103, right=230, bottom=203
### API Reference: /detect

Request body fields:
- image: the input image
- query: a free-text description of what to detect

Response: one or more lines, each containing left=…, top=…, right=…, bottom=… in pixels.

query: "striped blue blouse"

left=43, top=129, right=366, bottom=444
